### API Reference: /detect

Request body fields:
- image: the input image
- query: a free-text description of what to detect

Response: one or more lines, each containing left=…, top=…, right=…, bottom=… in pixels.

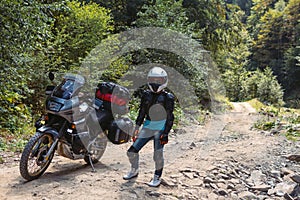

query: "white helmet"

left=147, top=67, right=168, bottom=93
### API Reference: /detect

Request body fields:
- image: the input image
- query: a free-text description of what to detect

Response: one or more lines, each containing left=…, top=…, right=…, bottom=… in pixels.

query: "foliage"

left=224, top=66, right=284, bottom=105
left=248, top=0, right=300, bottom=100
left=135, top=0, right=195, bottom=35
left=247, top=98, right=266, bottom=111
left=255, top=68, right=284, bottom=105
left=80, top=0, right=153, bottom=31
left=0, top=0, right=54, bottom=133
left=252, top=99, right=300, bottom=141
left=53, top=1, right=114, bottom=69
left=0, top=0, right=113, bottom=138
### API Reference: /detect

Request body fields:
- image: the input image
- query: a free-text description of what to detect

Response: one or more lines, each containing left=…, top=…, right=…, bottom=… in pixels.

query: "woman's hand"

left=132, top=126, right=140, bottom=142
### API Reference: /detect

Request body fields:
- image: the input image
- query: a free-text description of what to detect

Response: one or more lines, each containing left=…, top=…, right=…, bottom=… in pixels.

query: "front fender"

left=37, top=126, right=59, bottom=139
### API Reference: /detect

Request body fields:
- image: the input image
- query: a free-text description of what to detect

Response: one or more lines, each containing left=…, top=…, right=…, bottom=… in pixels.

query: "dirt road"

left=1, top=102, right=300, bottom=199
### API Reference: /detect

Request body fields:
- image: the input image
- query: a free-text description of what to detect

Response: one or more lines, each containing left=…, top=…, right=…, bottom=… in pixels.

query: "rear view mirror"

left=45, top=85, right=55, bottom=95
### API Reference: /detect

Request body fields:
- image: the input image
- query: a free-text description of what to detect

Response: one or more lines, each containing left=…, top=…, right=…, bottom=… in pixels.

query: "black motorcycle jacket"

left=136, top=90, right=175, bottom=134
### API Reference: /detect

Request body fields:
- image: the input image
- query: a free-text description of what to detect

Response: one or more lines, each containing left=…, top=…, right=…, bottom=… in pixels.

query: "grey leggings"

left=127, top=128, right=164, bottom=176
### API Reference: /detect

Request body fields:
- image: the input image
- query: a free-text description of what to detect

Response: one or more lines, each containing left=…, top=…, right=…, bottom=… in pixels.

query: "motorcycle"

left=19, top=73, right=133, bottom=181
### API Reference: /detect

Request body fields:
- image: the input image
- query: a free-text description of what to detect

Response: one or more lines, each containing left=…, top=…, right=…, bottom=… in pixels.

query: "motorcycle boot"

left=147, top=174, right=161, bottom=187
left=123, top=168, right=139, bottom=180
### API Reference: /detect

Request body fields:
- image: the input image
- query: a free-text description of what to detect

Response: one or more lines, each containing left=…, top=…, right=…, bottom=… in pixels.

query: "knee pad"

left=153, top=149, right=163, bottom=161
left=153, top=149, right=164, bottom=170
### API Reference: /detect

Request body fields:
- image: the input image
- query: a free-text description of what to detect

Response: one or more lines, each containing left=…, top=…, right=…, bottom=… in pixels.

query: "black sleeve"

left=164, top=93, right=175, bottom=134
left=135, top=91, right=147, bottom=126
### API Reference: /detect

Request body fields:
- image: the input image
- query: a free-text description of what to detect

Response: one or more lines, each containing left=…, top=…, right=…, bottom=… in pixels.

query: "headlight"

left=48, top=101, right=62, bottom=111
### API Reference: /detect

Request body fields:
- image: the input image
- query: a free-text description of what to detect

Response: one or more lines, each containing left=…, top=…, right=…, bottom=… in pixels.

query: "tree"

left=251, top=5, right=286, bottom=70
left=135, top=0, right=194, bottom=35
left=248, top=0, right=300, bottom=99
left=53, top=1, right=114, bottom=69
left=0, top=0, right=54, bottom=132
left=256, top=68, right=284, bottom=105
left=80, top=0, right=153, bottom=32
left=281, top=0, right=300, bottom=94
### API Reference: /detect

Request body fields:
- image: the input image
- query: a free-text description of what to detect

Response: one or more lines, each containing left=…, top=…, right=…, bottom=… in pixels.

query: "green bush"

left=223, top=65, right=284, bottom=106
left=255, top=68, right=284, bottom=106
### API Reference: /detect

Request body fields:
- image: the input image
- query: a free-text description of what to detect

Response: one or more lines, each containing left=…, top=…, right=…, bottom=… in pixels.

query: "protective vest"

left=136, top=90, right=175, bottom=134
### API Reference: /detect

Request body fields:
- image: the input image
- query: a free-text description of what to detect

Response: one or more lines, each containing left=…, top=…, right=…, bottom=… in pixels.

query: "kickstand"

left=88, top=154, right=96, bottom=172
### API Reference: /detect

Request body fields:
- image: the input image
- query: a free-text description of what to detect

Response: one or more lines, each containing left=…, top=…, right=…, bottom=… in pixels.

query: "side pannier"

left=108, top=117, right=134, bottom=144
left=95, top=82, right=130, bottom=115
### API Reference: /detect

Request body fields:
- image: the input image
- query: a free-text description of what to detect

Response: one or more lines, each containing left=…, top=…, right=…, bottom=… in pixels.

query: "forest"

left=0, top=0, right=299, bottom=149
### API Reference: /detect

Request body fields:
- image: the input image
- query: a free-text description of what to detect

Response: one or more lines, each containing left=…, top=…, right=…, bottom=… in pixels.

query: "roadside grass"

left=248, top=99, right=300, bottom=141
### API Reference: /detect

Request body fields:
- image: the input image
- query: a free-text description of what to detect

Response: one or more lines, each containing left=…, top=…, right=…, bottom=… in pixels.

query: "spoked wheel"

left=19, top=132, right=55, bottom=181
left=84, top=132, right=107, bottom=164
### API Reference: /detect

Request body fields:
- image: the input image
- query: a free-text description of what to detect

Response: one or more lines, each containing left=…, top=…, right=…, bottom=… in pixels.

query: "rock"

left=228, top=178, right=240, bottom=185
left=220, top=173, right=230, bottom=180
left=217, top=189, right=228, bottom=196
left=190, top=142, right=196, bottom=148
left=174, top=128, right=186, bottom=134
left=52, top=182, right=60, bottom=188
left=179, top=168, right=201, bottom=175
left=283, top=193, right=294, bottom=200
left=210, top=183, right=218, bottom=190
left=290, top=185, right=300, bottom=197
left=217, top=182, right=227, bottom=190
left=230, top=169, right=240, bottom=178
left=204, top=177, right=215, bottom=184
left=216, top=179, right=227, bottom=184
left=281, top=168, right=294, bottom=176
left=161, top=178, right=177, bottom=187
left=182, top=172, right=194, bottom=179
left=276, top=191, right=285, bottom=197
left=270, top=170, right=281, bottom=178
left=227, top=183, right=235, bottom=190
left=207, top=192, right=219, bottom=200
left=189, top=179, right=203, bottom=187
left=58, top=190, right=64, bottom=195
left=246, top=170, right=266, bottom=186
left=146, top=191, right=160, bottom=197
left=290, top=174, right=300, bottom=184
left=238, top=191, right=258, bottom=200
left=250, top=184, right=272, bottom=192
left=239, top=169, right=251, bottom=176
left=170, top=174, right=182, bottom=179
left=267, top=181, right=297, bottom=197
left=285, top=154, right=300, bottom=162
left=230, top=193, right=239, bottom=200
left=164, top=196, right=179, bottom=200
left=257, top=195, right=271, bottom=200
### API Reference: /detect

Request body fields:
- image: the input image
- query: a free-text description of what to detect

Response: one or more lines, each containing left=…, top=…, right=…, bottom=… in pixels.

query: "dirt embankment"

left=1, top=102, right=300, bottom=200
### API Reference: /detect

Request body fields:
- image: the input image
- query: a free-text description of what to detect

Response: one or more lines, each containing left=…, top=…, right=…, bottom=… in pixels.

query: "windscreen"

left=52, top=79, right=75, bottom=99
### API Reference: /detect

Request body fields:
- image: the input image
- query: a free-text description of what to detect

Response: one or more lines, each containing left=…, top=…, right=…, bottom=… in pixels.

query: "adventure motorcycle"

left=19, top=73, right=133, bottom=181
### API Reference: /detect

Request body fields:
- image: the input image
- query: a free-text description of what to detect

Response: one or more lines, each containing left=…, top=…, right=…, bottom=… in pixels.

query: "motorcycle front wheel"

left=19, top=132, right=55, bottom=181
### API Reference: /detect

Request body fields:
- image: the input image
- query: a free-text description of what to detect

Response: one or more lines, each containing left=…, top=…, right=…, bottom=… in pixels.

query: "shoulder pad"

left=142, top=90, right=152, bottom=97
left=165, top=92, right=175, bottom=100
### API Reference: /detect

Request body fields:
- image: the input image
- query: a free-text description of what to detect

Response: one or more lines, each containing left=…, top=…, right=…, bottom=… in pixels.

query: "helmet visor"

left=147, top=76, right=167, bottom=85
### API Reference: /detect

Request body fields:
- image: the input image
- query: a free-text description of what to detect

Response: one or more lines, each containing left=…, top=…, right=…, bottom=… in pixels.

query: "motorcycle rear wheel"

left=19, top=132, right=55, bottom=181
left=84, top=132, right=107, bottom=164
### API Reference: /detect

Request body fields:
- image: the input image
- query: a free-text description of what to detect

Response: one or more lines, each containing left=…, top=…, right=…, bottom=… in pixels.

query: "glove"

left=160, top=133, right=168, bottom=145
left=132, top=126, right=140, bottom=143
